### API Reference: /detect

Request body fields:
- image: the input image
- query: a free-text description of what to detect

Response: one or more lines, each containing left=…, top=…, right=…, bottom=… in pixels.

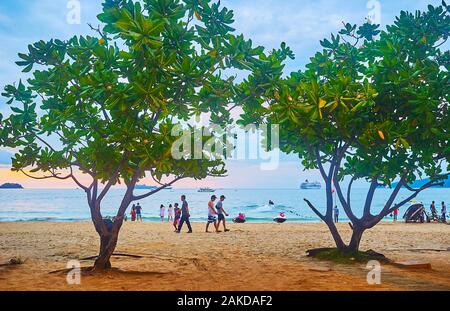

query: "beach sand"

left=0, top=221, right=449, bottom=291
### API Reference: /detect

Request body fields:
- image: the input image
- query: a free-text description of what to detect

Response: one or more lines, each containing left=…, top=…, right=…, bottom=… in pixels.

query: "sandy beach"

left=0, top=221, right=449, bottom=291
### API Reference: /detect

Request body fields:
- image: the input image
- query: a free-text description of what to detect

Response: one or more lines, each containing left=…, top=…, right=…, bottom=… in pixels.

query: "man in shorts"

left=216, top=195, right=230, bottom=232
left=206, top=195, right=220, bottom=233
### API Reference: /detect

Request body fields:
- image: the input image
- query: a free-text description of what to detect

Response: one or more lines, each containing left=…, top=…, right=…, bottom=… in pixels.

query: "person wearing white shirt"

left=168, top=204, right=174, bottom=222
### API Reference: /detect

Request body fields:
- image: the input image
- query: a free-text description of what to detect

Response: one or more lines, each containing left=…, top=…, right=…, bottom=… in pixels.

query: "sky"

left=0, top=0, right=444, bottom=189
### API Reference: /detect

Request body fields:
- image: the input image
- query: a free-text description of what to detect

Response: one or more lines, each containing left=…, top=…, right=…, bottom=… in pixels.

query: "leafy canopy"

left=0, top=0, right=288, bottom=187
left=241, top=2, right=449, bottom=186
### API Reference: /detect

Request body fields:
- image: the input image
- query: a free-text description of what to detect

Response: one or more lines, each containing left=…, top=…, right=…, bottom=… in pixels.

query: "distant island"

left=135, top=184, right=158, bottom=190
left=391, top=175, right=450, bottom=189
left=0, top=183, right=24, bottom=189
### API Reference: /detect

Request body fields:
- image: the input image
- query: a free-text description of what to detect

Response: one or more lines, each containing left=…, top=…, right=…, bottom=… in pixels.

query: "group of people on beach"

left=430, top=201, right=447, bottom=223
left=331, top=201, right=447, bottom=224
left=128, top=194, right=231, bottom=234
left=169, top=194, right=230, bottom=233
left=129, top=203, right=143, bottom=222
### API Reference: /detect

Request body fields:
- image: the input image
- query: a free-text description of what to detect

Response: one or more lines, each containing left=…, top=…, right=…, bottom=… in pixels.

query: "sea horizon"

left=1, top=187, right=448, bottom=223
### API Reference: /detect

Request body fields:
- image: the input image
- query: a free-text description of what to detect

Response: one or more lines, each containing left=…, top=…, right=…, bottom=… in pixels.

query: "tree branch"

left=20, top=169, right=71, bottom=180
left=363, top=176, right=379, bottom=218
left=36, top=136, right=57, bottom=153
left=303, top=198, right=326, bottom=222
left=68, top=166, right=89, bottom=192
left=379, top=177, right=406, bottom=217
left=331, top=143, right=359, bottom=223
left=346, top=176, right=356, bottom=211
left=313, top=146, right=328, bottom=180
left=387, top=180, right=445, bottom=215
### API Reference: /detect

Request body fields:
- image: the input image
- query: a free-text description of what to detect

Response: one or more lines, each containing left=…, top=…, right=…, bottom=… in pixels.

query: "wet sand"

left=0, top=221, right=449, bottom=291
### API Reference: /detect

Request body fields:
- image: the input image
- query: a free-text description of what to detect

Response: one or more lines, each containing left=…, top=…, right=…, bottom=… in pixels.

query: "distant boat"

left=135, top=184, right=158, bottom=190
left=300, top=180, right=321, bottom=190
left=198, top=187, right=216, bottom=193
left=0, top=183, right=23, bottom=189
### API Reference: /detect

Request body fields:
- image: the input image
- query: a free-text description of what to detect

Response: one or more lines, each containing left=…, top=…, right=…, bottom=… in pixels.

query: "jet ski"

left=274, top=212, right=287, bottom=223
left=233, top=213, right=246, bottom=223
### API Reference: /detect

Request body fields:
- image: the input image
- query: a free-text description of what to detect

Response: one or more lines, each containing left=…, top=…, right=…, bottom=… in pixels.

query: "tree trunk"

left=93, top=232, right=116, bottom=270
left=87, top=174, right=137, bottom=271
left=346, top=225, right=365, bottom=253
left=324, top=219, right=347, bottom=251
left=89, top=206, right=122, bottom=271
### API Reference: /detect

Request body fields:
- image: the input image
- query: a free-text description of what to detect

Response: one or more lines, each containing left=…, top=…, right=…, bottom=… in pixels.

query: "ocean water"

left=0, top=188, right=448, bottom=223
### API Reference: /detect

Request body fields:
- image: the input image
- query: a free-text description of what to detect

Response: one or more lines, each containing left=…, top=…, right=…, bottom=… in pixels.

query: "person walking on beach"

left=160, top=204, right=165, bottom=222
left=173, top=203, right=181, bottom=232
left=333, top=205, right=339, bottom=223
left=441, top=202, right=447, bottom=223
left=177, top=195, right=193, bottom=233
left=135, top=203, right=143, bottom=222
left=130, top=204, right=137, bottom=222
left=206, top=195, right=220, bottom=233
left=168, top=204, right=174, bottom=222
left=216, top=195, right=230, bottom=232
left=393, top=207, right=399, bottom=222
left=430, top=201, right=438, bottom=220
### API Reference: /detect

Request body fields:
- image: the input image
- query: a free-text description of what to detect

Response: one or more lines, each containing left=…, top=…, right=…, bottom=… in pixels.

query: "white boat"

left=198, top=187, right=216, bottom=193
left=300, top=180, right=321, bottom=190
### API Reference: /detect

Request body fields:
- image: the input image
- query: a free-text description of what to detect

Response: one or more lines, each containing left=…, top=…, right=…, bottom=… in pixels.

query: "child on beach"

left=160, top=205, right=165, bottom=222
left=173, top=203, right=181, bottom=232
left=206, top=195, right=220, bottom=233
left=216, top=195, right=230, bottom=232
left=168, top=204, right=173, bottom=222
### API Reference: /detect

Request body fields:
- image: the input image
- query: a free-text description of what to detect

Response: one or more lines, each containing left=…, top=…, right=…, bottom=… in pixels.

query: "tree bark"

left=90, top=178, right=137, bottom=271
left=90, top=211, right=126, bottom=271
left=324, top=219, right=347, bottom=251
left=94, top=233, right=114, bottom=270
left=346, top=225, right=365, bottom=253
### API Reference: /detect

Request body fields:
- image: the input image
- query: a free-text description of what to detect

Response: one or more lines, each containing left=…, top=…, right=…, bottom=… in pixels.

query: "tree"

left=240, top=2, right=449, bottom=253
left=0, top=0, right=274, bottom=270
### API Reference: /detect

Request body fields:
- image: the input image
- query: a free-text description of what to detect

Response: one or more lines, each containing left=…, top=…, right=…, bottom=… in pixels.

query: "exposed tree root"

left=80, top=253, right=144, bottom=261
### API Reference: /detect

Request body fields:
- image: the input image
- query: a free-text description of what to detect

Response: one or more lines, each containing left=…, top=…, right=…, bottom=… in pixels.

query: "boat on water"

left=198, top=187, right=216, bottom=193
left=300, top=180, right=321, bottom=190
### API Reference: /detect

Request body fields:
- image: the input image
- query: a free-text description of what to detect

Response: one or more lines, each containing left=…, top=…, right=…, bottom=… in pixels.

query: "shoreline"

left=0, top=221, right=449, bottom=291
left=0, top=219, right=398, bottom=224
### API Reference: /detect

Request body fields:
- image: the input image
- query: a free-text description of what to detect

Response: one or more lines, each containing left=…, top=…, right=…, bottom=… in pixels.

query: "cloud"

left=0, top=0, right=445, bottom=189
